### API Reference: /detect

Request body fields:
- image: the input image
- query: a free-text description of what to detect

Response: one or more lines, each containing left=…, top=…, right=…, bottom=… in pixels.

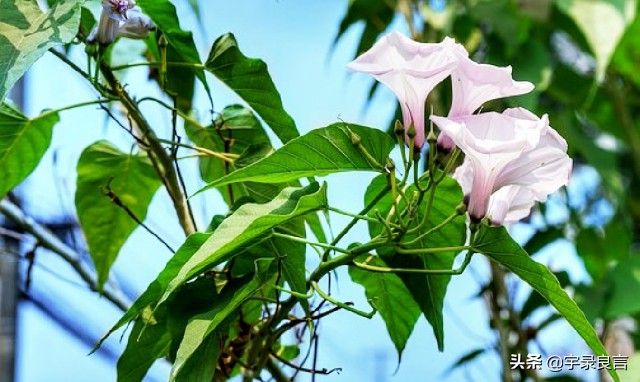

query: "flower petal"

left=448, top=58, right=534, bottom=118
left=348, top=32, right=462, bottom=148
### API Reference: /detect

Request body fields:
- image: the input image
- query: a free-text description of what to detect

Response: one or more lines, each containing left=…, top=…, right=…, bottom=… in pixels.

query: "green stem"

left=155, top=138, right=236, bottom=162
left=352, top=250, right=474, bottom=275
left=99, top=62, right=197, bottom=235
left=274, top=285, right=314, bottom=299
left=109, top=61, right=205, bottom=71
left=395, top=245, right=471, bottom=255
left=272, top=232, right=350, bottom=254
left=38, top=99, right=110, bottom=119
left=326, top=206, right=390, bottom=225
left=49, top=48, right=112, bottom=96
left=311, top=281, right=376, bottom=318
left=136, top=97, right=205, bottom=128
left=321, top=186, right=390, bottom=261
left=405, top=203, right=465, bottom=239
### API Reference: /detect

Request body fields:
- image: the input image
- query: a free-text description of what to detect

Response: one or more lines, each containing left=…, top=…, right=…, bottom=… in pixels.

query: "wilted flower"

left=431, top=108, right=572, bottom=224
left=115, top=8, right=155, bottom=40
left=437, top=52, right=535, bottom=151
left=102, top=0, right=136, bottom=22
left=89, top=2, right=154, bottom=44
left=347, top=31, right=461, bottom=149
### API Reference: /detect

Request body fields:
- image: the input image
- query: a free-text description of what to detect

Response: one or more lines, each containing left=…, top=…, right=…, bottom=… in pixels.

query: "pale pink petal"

left=89, top=10, right=119, bottom=44
left=348, top=32, right=461, bottom=148
left=488, top=186, right=538, bottom=225
left=116, top=8, right=155, bottom=39
left=432, top=109, right=571, bottom=223
left=448, top=58, right=534, bottom=118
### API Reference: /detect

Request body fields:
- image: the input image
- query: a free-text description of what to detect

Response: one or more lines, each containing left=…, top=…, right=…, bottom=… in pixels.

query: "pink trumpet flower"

left=437, top=54, right=535, bottom=151
left=347, top=31, right=461, bottom=149
left=431, top=108, right=572, bottom=224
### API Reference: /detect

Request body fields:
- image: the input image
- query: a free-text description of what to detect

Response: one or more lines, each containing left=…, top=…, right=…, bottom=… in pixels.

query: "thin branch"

left=99, top=61, right=197, bottom=235
left=102, top=178, right=175, bottom=253
left=270, top=350, right=341, bottom=376
left=0, top=199, right=130, bottom=311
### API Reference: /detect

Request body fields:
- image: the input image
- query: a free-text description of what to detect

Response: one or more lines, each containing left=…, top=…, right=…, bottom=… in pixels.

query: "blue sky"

left=14, top=1, right=598, bottom=381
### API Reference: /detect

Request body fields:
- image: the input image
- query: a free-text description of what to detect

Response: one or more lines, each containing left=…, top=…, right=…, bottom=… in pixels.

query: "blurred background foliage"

left=334, top=0, right=640, bottom=379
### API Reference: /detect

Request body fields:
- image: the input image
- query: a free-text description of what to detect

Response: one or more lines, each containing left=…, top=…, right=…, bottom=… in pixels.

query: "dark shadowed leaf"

left=116, top=315, right=171, bottom=382
left=171, top=259, right=277, bottom=379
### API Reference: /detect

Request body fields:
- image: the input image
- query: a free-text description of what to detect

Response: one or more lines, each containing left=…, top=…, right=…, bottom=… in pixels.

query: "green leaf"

left=116, top=315, right=171, bottom=382
left=197, top=123, right=395, bottom=192
left=556, top=0, right=636, bottom=81
left=612, top=15, right=640, bottom=87
left=576, top=220, right=631, bottom=284
left=157, top=183, right=326, bottom=307
left=185, top=104, right=271, bottom=204
left=520, top=271, right=571, bottom=320
left=335, top=0, right=397, bottom=57
left=97, top=183, right=327, bottom=347
left=446, top=348, right=487, bottom=373
left=474, top=224, right=619, bottom=382
left=145, top=32, right=195, bottom=113
left=229, top=220, right=310, bottom=316
left=94, top=233, right=212, bottom=352
left=205, top=33, right=299, bottom=144
left=173, top=330, right=222, bottom=382
left=79, top=6, right=97, bottom=41
left=364, top=174, right=466, bottom=351
left=75, top=141, right=162, bottom=290
left=523, top=226, right=564, bottom=256
left=604, top=253, right=640, bottom=318
left=171, top=259, right=277, bottom=380
left=349, top=255, right=421, bottom=361
left=169, top=282, right=227, bottom=382
left=135, top=0, right=209, bottom=96
left=0, top=0, right=82, bottom=103
left=0, top=104, right=57, bottom=199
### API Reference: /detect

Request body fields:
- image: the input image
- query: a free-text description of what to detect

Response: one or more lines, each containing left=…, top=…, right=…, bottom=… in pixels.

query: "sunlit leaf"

left=97, top=183, right=327, bottom=347
left=556, top=0, right=636, bottom=81
left=197, top=123, right=395, bottom=193
left=0, top=0, right=81, bottom=103
left=205, top=33, right=299, bottom=144
left=474, top=224, right=619, bottom=382
left=0, top=104, right=57, bottom=199
left=349, top=255, right=421, bottom=361
left=76, top=141, right=162, bottom=290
